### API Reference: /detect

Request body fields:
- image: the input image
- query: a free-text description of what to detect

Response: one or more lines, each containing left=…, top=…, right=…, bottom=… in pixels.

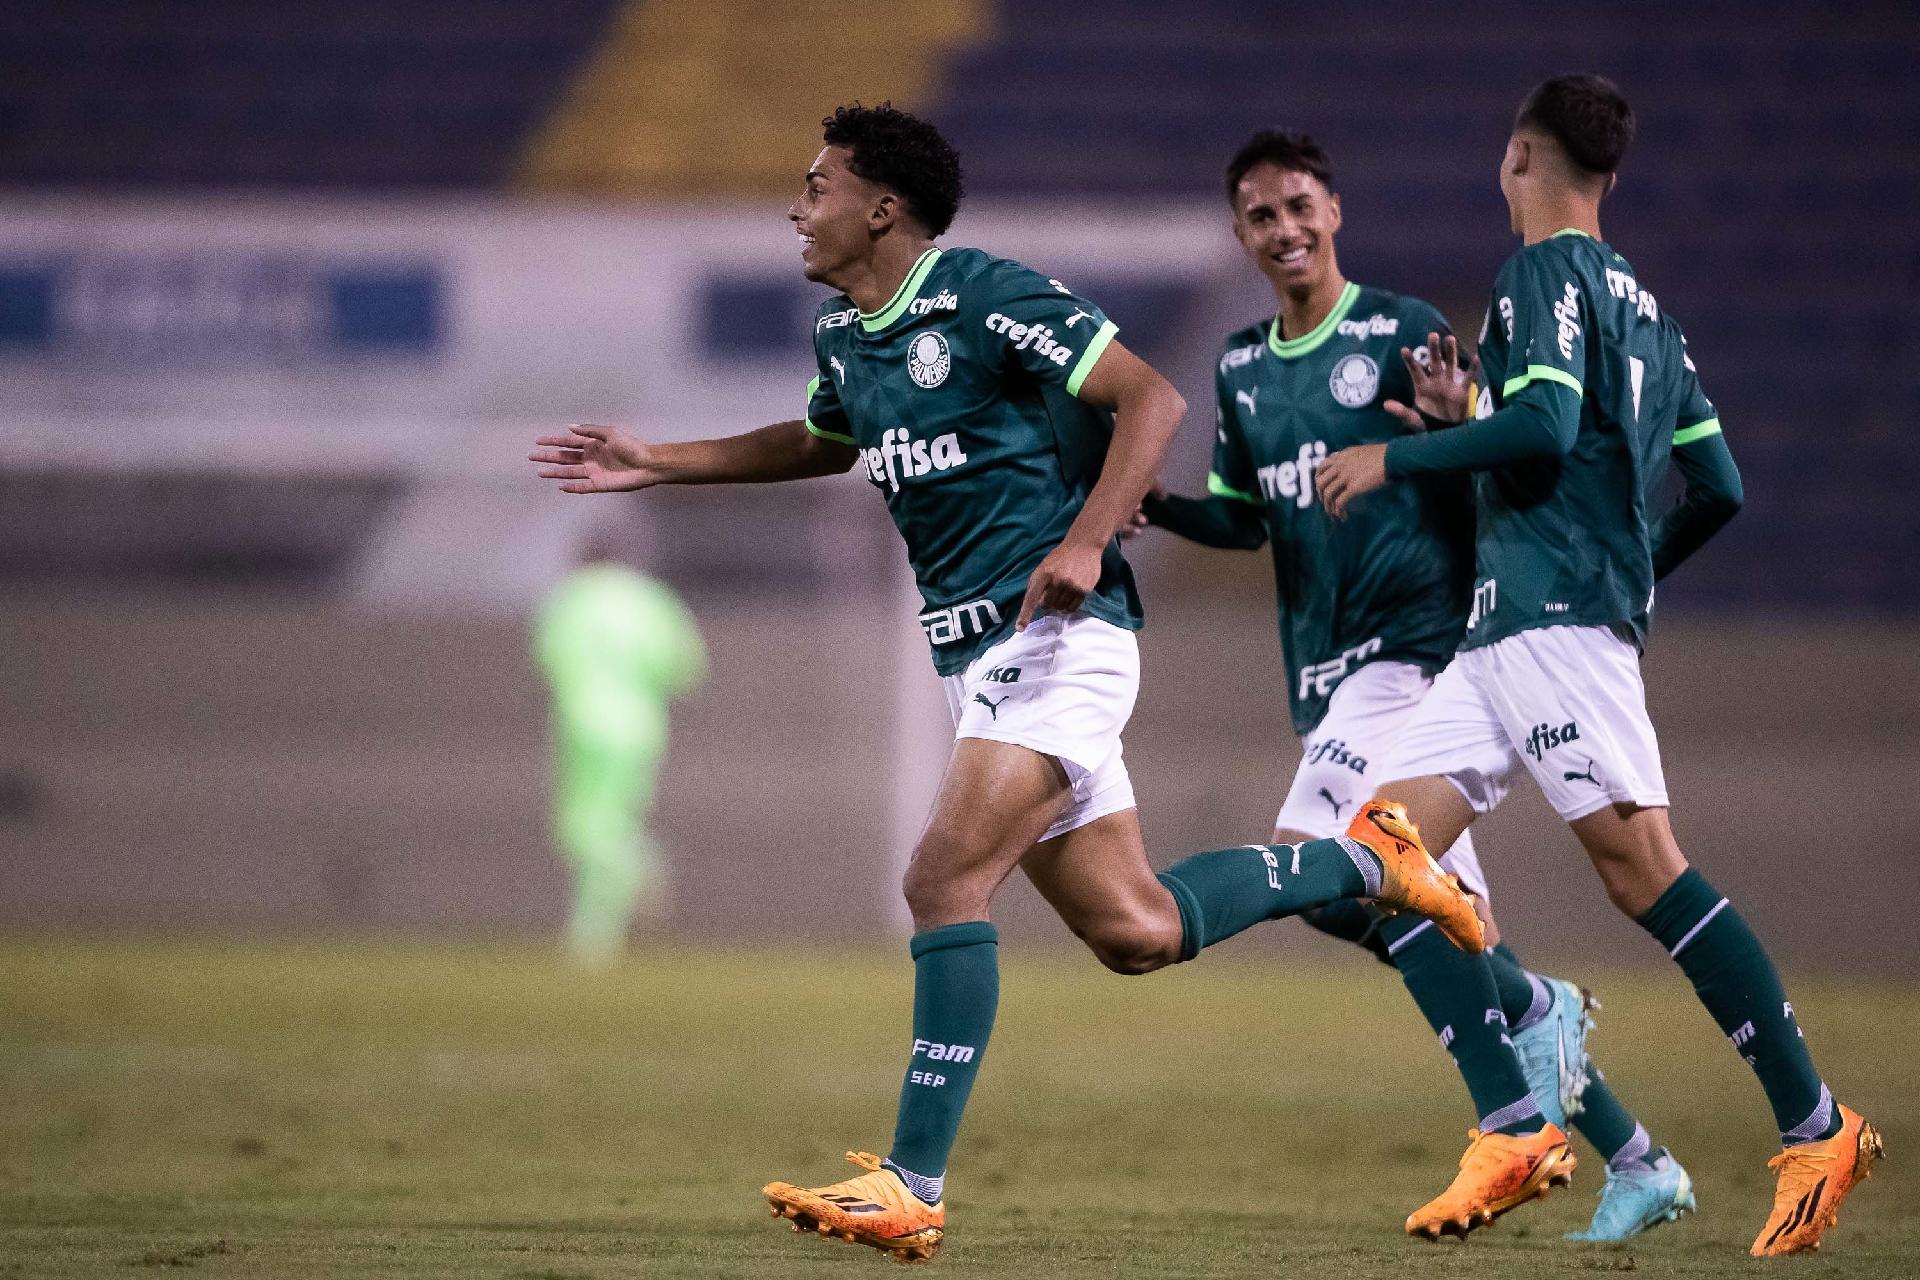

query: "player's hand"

left=1382, top=331, right=1476, bottom=431
left=1120, top=480, right=1165, bottom=540
left=1017, top=539, right=1103, bottom=629
left=1315, top=443, right=1390, bottom=521
left=529, top=424, right=657, bottom=493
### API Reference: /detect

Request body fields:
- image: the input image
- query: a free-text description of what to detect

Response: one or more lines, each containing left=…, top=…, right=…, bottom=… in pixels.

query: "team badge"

left=1329, top=353, right=1379, bottom=408
left=908, top=331, right=951, bottom=389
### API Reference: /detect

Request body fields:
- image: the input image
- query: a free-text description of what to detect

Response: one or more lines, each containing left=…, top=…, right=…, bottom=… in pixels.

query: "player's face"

left=1232, top=163, right=1341, bottom=293
left=789, top=146, right=881, bottom=285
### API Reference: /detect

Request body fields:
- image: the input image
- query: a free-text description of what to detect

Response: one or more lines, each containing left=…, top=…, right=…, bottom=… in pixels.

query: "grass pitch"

left=1, top=938, right=1912, bottom=1278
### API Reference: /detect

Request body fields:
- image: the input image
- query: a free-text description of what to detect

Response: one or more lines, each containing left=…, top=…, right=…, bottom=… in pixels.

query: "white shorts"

left=1380, top=624, right=1669, bottom=823
left=942, top=611, right=1139, bottom=844
left=1273, top=660, right=1490, bottom=902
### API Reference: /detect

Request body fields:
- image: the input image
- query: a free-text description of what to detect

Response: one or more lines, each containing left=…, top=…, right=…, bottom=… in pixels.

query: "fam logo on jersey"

left=908, top=331, right=951, bottom=388
left=1329, top=353, right=1379, bottom=408
left=863, top=426, right=968, bottom=492
left=818, top=306, right=858, bottom=333
left=1219, top=341, right=1263, bottom=375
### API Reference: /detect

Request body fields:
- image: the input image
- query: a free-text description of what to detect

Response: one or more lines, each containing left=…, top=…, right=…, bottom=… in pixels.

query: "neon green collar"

left=1268, top=281, right=1359, bottom=359
left=860, top=247, right=942, bottom=332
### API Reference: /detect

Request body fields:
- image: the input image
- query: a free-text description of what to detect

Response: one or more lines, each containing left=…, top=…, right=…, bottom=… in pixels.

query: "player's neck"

left=833, top=236, right=938, bottom=315
left=1520, top=194, right=1601, bottom=246
left=1274, top=268, right=1348, bottom=342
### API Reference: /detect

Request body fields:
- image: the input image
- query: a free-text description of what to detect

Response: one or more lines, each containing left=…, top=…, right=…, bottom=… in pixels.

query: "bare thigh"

left=901, top=737, right=1076, bottom=930
left=1021, top=808, right=1184, bottom=975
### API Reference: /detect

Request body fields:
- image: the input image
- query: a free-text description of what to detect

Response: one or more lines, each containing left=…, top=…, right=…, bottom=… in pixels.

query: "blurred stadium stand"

left=0, top=3, right=1915, bottom=952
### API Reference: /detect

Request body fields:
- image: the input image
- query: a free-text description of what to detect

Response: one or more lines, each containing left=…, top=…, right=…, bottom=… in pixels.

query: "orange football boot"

left=764, top=1151, right=943, bottom=1264
left=1406, top=1124, right=1577, bottom=1240
left=1345, top=799, right=1486, bottom=953
left=1751, top=1103, right=1883, bottom=1256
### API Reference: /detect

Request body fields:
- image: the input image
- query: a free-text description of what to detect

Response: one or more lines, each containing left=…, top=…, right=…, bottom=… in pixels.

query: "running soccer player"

left=528, top=103, right=1481, bottom=1264
left=1316, top=74, right=1881, bottom=1255
left=1144, top=128, right=1692, bottom=1243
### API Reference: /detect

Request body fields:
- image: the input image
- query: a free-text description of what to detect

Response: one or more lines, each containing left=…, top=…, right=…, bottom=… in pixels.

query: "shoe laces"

left=1766, top=1141, right=1838, bottom=1201
left=846, top=1151, right=885, bottom=1174
left=1457, top=1128, right=1503, bottom=1172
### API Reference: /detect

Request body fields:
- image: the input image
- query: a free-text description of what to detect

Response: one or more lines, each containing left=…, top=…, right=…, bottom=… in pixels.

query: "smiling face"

left=788, top=145, right=888, bottom=286
left=1231, top=161, right=1342, bottom=297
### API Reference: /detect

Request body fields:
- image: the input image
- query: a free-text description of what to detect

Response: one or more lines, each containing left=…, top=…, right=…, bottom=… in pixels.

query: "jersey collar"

left=859, top=247, right=943, bottom=332
left=1550, top=227, right=1593, bottom=239
left=1267, top=281, right=1359, bottom=360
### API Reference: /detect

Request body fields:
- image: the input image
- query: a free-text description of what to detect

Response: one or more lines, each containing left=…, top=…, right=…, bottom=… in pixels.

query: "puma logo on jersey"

left=1563, top=760, right=1600, bottom=786
left=1235, top=387, right=1259, bottom=416
left=862, top=426, right=968, bottom=493
left=1065, top=309, right=1093, bottom=328
left=972, top=692, right=1010, bottom=719
left=1317, top=787, right=1349, bottom=818
left=829, top=355, right=846, bottom=383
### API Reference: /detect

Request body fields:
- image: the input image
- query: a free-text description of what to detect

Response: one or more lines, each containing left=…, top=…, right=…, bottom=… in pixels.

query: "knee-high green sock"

left=1156, top=837, right=1380, bottom=958
left=1379, top=916, right=1543, bottom=1135
left=1303, top=900, right=1391, bottom=963
left=1487, top=942, right=1551, bottom=1030
left=1637, top=869, right=1837, bottom=1144
left=886, top=922, right=998, bottom=1199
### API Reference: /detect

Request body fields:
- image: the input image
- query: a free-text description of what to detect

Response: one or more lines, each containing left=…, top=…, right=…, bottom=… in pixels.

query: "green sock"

left=1487, top=942, right=1551, bottom=1030
left=1157, top=837, right=1380, bottom=959
left=1637, top=868, right=1837, bottom=1144
left=1575, top=1070, right=1651, bottom=1167
left=1380, top=915, right=1543, bottom=1135
left=1302, top=900, right=1391, bottom=963
left=886, top=922, right=998, bottom=1195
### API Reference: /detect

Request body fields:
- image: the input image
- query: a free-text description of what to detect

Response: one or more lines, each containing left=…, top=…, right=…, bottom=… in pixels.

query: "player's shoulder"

left=942, top=246, right=1072, bottom=305
left=811, top=292, right=860, bottom=345
left=1352, top=284, right=1447, bottom=335
left=1216, top=318, right=1269, bottom=377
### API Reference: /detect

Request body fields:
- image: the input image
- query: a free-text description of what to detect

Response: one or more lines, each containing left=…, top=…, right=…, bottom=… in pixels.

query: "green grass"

left=0, top=938, right=1911, bottom=1278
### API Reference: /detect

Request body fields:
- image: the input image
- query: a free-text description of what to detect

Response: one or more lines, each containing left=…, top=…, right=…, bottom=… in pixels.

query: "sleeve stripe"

left=1065, top=320, right=1119, bottom=398
left=806, top=375, right=820, bottom=399
left=1206, top=472, right=1261, bottom=504
left=805, top=419, right=856, bottom=446
left=1502, top=364, right=1584, bottom=398
left=1673, top=418, right=1723, bottom=446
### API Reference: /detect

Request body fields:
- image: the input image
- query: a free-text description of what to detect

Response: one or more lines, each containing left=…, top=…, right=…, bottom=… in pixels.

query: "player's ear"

left=1326, top=191, right=1342, bottom=234
left=1507, top=136, right=1530, bottom=177
left=870, top=191, right=901, bottom=235
left=1603, top=171, right=1618, bottom=200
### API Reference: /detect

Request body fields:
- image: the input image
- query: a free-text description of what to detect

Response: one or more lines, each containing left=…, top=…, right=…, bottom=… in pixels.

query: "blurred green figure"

left=536, top=546, right=705, bottom=964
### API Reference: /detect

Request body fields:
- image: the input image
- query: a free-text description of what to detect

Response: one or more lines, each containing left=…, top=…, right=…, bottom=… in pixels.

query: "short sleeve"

left=1499, top=248, right=1587, bottom=403
left=973, top=263, right=1118, bottom=398
left=804, top=356, right=855, bottom=446
left=1671, top=341, right=1721, bottom=446
left=1207, top=369, right=1261, bottom=505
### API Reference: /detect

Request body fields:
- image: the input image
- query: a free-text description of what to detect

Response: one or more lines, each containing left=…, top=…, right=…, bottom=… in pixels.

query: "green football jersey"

left=805, top=246, right=1142, bottom=675
left=1464, top=230, right=1718, bottom=649
left=1209, top=283, right=1475, bottom=734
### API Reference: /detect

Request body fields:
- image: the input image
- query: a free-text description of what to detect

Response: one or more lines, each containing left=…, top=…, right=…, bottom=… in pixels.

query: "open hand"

left=1381, top=331, right=1476, bottom=431
left=528, top=424, right=657, bottom=494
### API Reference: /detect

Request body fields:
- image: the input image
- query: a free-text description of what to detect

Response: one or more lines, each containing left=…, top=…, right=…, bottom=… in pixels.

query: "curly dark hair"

left=1516, top=74, right=1635, bottom=175
left=1224, top=130, right=1333, bottom=204
left=821, top=102, right=965, bottom=238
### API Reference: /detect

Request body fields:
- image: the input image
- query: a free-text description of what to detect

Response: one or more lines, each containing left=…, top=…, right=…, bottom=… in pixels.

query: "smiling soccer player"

left=529, top=103, right=1479, bottom=1263
left=1316, top=75, right=1881, bottom=1255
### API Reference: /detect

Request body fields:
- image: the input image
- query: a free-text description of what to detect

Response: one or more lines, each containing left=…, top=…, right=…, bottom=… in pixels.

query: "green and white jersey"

left=805, top=246, right=1142, bottom=675
left=1210, top=283, right=1475, bottom=734
left=1466, top=230, right=1719, bottom=650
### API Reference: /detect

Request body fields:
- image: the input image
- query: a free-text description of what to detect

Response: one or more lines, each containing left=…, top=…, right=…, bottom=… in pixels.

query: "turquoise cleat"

left=1511, top=976, right=1594, bottom=1128
left=1567, top=1148, right=1696, bottom=1242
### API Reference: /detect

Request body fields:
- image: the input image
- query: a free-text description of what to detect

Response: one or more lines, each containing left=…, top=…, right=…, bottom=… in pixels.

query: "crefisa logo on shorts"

left=1523, top=720, right=1581, bottom=760
left=1329, top=353, right=1378, bottom=407
left=908, top=330, right=951, bottom=388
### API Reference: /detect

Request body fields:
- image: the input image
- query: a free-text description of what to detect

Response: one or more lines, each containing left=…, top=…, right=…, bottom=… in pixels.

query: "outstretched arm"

left=530, top=419, right=858, bottom=493
left=1017, top=339, right=1185, bottom=627
left=1142, top=486, right=1268, bottom=550
left=1652, top=420, right=1742, bottom=580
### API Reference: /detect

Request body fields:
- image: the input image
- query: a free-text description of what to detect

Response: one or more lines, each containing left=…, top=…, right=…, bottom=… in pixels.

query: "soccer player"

left=1315, top=74, right=1882, bottom=1255
left=529, top=103, right=1481, bottom=1263
left=1144, top=129, right=1693, bottom=1242
left=535, top=533, right=706, bottom=964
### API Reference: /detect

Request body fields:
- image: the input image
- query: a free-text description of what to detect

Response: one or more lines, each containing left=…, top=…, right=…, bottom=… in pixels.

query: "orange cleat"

left=763, top=1151, right=944, bottom=1264
left=1346, top=799, right=1486, bottom=953
left=1750, top=1103, right=1883, bottom=1256
left=1406, top=1124, right=1577, bottom=1240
